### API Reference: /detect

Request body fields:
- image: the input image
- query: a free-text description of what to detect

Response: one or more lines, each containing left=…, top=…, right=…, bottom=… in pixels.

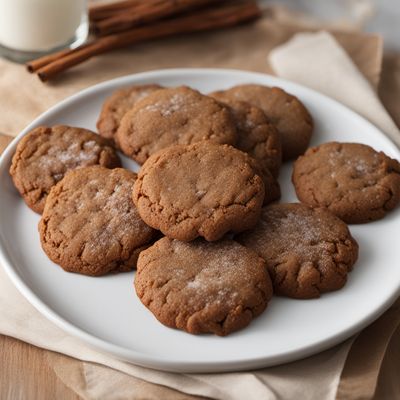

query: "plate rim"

left=1, top=67, right=400, bottom=373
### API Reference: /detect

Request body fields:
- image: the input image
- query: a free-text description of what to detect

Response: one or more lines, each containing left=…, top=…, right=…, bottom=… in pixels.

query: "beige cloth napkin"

left=1, top=9, right=400, bottom=400
left=269, top=30, right=400, bottom=148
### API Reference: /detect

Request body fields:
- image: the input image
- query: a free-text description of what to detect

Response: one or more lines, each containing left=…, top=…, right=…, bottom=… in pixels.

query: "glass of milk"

left=0, top=0, right=88, bottom=63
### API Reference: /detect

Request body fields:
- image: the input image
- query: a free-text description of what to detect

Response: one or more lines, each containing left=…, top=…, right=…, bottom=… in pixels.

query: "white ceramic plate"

left=1, top=69, right=400, bottom=373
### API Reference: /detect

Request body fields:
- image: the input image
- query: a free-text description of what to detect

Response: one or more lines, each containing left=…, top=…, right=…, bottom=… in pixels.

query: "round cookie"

left=116, top=86, right=237, bottom=164
left=97, top=84, right=162, bottom=144
left=210, top=98, right=282, bottom=178
left=9, top=125, right=121, bottom=214
left=292, top=142, right=400, bottom=223
left=132, top=142, right=265, bottom=242
left=39, top=166, right=157, bottom=276
left=237, top=203, right=359, bottom=299
left=211, top=84, right=313, bottom=161
left=135, top=237, right=273, bottom=336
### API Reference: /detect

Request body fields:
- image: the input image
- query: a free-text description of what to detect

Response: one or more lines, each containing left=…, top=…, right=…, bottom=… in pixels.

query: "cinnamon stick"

left=29, top=1, right=261, bottom=82
left=89, top=0, right=142, bottom=22
left=92, top=0, right=223, bottom=36
left=26, top=45, right=91, bottom=73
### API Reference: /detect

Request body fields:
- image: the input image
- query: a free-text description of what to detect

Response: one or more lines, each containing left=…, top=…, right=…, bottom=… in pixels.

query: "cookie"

left=135, top=237, right=273, bottom=336
left=292, top=142, right=400, bottom=223
left=132, top=142, right=265, bottom=241
left=116, top=86, right=237, bottom=164
left=211, top=84, right=313, bottom=161
left=209, top=98, right=282, bottom=178
left=97, top=84, right=162, bottom=144
left=260, top=167, right=281, bottom=205
left=9, top=125, right=121, bottom=214
left=39, top=166, right=157, bottom=276
left=237, top=203, right=359, bottom=299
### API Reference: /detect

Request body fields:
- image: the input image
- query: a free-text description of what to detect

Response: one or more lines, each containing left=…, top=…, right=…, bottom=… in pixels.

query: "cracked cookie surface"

left=39, top=166, right=157, bottom=276
left=292, top=142, right=400, bottom=223
left=132, top=142, right=265, bottom=241
left=135, top=237, right=273, bottom=336
left=116, top=86, right=237, bottom=164
left=97, top=84, right=162, bottom=146
left=237, top=203, right=358, bottom=299
left=210, top=84, right=313, bottom=161
left=10, top=125, right=121, bottom=214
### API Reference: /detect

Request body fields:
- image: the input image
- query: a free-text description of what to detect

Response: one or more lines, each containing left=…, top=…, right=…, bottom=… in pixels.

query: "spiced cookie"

left=211, top=84, right=313, bottom=161
left=132, top=142, right=265, bottom=241
left=97, top=84, right=162, bottom=144
left=292, top=142, right=400, bottom=223
left=116, top=86, right=237, bottom=164
left=135, top=237, right=273, bottom=336
left=237, top=203, right=359, bottom=299
left=259, top=167, right=281, bottom=205
left=209, top=98, right=282, bottom=178
left=39, top=166, right=157, bottom=276
left=10, top=125, right=121, bottom=214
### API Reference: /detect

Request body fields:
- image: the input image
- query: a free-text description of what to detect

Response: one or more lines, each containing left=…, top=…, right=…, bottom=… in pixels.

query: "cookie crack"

left=137, top=176, right=261, bottom=230
left=274, top=238, right=356, bottom=297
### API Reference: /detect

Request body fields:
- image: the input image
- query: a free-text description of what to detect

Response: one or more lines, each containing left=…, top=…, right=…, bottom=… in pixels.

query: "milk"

left=0, top=0, right=87, bottom=52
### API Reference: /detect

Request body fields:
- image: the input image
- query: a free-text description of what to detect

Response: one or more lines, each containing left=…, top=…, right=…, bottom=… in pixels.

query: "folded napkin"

left=1, top=13, right=400, bottom=400
left=269, top=31, right=400, bottom=147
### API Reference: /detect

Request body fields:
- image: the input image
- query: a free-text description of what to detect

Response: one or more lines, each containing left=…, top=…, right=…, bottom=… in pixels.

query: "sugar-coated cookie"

left=97, top=84, right=162, bottom=145
left=237, top=203, right=358, bottom=299
left=135, top=237, right=273, bottom=336
left=209, top=97, right=282, bottom=178
left=292, top=142, right=400, bottom=223
left=39, top=166, right=156, bottom=276
left=10, top=125, right=120, bottom=213
left=116, top=86, right=237, bottom=164
left=132, top=142, right=265, bottom=241
left=211, top=84, right=313, bottom=161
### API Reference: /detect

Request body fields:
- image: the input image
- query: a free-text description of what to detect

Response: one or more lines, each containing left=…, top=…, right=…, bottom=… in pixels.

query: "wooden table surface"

left=0, top=335, right=81, bottom=400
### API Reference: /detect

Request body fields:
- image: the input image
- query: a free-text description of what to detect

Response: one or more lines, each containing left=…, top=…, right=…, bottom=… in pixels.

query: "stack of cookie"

left=10, top=125, right=158, bottom=275
left=9, top=83, right=400, bottom=337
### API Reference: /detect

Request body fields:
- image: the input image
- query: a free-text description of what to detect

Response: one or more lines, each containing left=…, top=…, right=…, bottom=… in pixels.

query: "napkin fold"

left=1, top=13, right=399, bottom=400
left=269, top=31, right=400, bottom=146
